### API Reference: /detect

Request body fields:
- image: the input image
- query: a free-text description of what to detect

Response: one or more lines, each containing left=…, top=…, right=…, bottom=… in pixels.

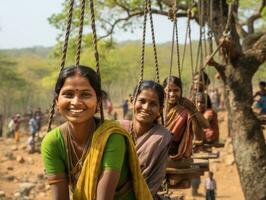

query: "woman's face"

left=196, top=97, right=205, bottom=113
left=134, top=88, right=161, bottom=125
left=164, top=82, right=181, bottom=105
left=56, top=74, right=98, bottom=125
left=193, top=75, right=205, bottom=92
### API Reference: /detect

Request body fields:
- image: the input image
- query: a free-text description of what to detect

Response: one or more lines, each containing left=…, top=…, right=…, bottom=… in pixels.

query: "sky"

left=0, top=0, right=199, bottom=49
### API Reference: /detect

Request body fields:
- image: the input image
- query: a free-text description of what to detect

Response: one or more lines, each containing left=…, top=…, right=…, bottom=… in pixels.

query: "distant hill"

left=0, top=46, right=52, bottom=58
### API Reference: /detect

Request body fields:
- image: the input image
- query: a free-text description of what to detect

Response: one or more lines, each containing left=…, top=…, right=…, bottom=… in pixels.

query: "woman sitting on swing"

left=41, top=65, right=152, bottom=200
left=119, top=80, right=172, bottom=198
left=163, top=76, right=208, bottom=160
left=196, top=92, right=220, bottom=143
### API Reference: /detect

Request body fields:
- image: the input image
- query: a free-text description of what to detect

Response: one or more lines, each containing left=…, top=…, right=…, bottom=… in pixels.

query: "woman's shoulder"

left=41, top=127, right=63, bottom=147
left=205, top=109, right=217, bottom=116
left=153, top=124, right=172, bottom=141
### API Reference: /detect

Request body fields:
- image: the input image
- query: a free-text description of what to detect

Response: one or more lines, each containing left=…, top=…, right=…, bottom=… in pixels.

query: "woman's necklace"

left=67, top=120, right=96, bottom=183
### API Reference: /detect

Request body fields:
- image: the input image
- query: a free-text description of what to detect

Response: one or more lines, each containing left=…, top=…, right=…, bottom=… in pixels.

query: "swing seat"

left=166, top=158, right=209, bottom=188
left=192, top=152, right=219, bottom=159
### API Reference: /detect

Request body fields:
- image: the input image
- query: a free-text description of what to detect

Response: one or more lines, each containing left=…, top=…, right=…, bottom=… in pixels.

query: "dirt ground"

left=0, top=110, right=265, bottom=200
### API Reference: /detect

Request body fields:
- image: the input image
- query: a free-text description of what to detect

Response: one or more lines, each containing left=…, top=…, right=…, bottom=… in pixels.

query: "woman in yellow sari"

left=41, top=65, right=152, bottom=200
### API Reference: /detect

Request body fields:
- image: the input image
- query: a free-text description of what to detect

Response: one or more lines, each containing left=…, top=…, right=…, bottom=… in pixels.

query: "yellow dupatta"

left=74, top=120, right=152, bottom=200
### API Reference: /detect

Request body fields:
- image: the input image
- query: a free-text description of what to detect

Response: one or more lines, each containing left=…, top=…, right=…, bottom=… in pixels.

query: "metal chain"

left=89, top=0, right=104, bottom=122
left=147, top=0, right=160, bottom=83
left=47, top=0, right=75, bottom=132
left=75, top=0, right=86, bottom=66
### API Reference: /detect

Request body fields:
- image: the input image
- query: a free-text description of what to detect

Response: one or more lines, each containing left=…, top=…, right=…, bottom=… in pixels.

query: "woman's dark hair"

left=133, top=80, right=165, bottom=108
left=259, top=81, right=266, bottom=87
left=193, top=71, right=210, bottom=86
left=196, top=92, right=212, bottom=109
left=54, top=65, right=102, bottom=100
left=163, top=76, right=182, bottom=94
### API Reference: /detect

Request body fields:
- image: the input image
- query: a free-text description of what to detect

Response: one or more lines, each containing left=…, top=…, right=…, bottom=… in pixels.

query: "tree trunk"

left=225, top=59, right=266, bottom=199
left=209, top=1, right=266, bottom=198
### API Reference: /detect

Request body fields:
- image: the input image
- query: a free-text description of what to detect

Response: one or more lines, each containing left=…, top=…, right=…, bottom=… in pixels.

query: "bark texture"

left=210, top=1, right=266, bottom=199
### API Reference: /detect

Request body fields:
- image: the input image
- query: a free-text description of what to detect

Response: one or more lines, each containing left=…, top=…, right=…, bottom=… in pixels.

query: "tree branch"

left=98, top=8, right=187, bottom=40
left=98, top=12, right=143, bottom=40
left=245, top=32, right=266, bottom=65
left=246, top=0, right=266, bottom=34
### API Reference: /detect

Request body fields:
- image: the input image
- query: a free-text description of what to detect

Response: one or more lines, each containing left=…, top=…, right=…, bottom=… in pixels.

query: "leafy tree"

left=49, top=0, right=266, bottom=199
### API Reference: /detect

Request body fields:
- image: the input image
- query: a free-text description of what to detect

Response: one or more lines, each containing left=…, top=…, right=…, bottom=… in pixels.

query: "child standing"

left=205, top=171, right=217, bottom=200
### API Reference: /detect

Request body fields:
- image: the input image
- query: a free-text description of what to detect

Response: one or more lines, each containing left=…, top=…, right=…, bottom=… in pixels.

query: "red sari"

left=203, top=109, right=219, bottom=143
left=166, top=105, right=196, bottom=160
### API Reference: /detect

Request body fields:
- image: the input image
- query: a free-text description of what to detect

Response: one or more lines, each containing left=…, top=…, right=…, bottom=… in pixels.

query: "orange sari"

left=166, top=105, right=203, bottom=160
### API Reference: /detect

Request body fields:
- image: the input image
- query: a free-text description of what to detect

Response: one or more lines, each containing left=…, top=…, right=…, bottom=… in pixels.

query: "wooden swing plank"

left=192, top=152, right=219, bottom=159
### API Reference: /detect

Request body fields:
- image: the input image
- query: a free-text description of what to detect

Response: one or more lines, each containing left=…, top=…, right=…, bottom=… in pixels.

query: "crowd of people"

left=1, top=64, right=264, bottom=200
left=39, top=65, right=226, bottom=200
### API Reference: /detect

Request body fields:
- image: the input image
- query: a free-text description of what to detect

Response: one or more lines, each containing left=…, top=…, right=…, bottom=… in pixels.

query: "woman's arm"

left=47, top=173, right=69, bottom=200
left=96, top=170, right=120, bottom=200
left=96, top=134, right=126, bottom=200
left=50, top=180, right=69, bottom=200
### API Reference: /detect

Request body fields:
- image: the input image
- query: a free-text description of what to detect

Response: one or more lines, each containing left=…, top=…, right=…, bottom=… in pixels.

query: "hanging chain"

left=89, top=0, right=104, bottom=122
left=47, top=0, right=75, bottom=132
left=147, top=0, right=160, bottom=83
left=75, top=0, right=86, bottom=66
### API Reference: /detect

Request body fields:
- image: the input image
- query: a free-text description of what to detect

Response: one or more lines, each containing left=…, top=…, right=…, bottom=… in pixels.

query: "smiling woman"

left=119, top=80, right=172, bottom=198
left=41, top=65, right=152, bottom=200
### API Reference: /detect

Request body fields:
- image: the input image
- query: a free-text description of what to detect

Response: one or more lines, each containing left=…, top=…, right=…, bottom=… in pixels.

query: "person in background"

left=7, top=117, right=15, bottom=138
left=254, top=81, right=266, bottom=98
left=28, top=114, right=38, bottom=153
left=209, top=89, right=220, bottom=112
left=0, top=114, right=3, bottom=137
left=196, top=93, right=219, bottom=143
left=101, top=90, right=113, bottom=119
left=205, top=171, right=216, bottom=200
left=14, top=114, right=21, bottom=143
left=35, top=107, right=43, bottom=134
left=122, top=99, right=129, bottom=119
left=254, top=81, right=266, bottom=114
